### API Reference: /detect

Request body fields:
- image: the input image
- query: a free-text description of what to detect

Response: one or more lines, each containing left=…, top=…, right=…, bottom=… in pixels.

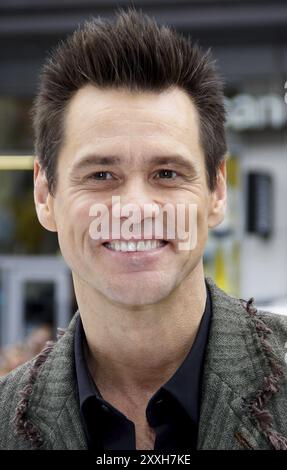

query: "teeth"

left=127, top=241, right=136, bottom=252
left=104, top=240, right=166, bottom=252
left=137, top=241, right=146, bottom=251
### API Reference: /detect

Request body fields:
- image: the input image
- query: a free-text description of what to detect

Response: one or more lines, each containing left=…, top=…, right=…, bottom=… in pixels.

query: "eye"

left=87, top=171, right=114, bottom=180
left=154, top=169, right=178, bottom=179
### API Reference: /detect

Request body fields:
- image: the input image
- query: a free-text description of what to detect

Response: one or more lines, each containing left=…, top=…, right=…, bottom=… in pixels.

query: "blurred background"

left=0, top=0, right=287, bottom=374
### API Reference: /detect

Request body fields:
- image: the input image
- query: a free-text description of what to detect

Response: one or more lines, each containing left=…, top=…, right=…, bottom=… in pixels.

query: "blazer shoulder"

left=256, top=308, right=287, bottom=351
left=206, top=276, right=287, bottom=365
left=0, top=358, right=32, bottom=402
left=258, top=309, right=287, bottom=327
left=0, top=360, right=32, bottom=445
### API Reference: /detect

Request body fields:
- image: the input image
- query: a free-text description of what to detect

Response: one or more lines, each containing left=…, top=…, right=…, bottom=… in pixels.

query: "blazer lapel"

left=198, top=277, right=273, bottom=449
left=24, top=312, right=88, bottom=449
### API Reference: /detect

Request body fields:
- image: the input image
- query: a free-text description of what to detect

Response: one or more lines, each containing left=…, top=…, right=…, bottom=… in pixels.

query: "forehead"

left=60, top=84, right=202, bottom=163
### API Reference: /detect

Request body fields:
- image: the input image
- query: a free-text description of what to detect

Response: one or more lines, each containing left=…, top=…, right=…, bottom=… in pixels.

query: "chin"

left=98, top=275, right=172, bottom=307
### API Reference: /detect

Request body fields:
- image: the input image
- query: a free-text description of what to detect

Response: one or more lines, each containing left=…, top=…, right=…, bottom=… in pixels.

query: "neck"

left=73, top=262, right=207, bottom=397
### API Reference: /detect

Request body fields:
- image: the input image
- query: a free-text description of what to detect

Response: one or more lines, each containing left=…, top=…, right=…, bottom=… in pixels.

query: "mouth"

left=102, top=239, right=168, bottom=253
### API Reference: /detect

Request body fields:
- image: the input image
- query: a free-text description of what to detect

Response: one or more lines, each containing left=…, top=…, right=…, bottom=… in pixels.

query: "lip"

left=101, top=237, right=167, bottom=243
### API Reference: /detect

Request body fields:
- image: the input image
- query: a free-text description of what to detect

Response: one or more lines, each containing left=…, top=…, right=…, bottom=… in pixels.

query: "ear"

left=34, top=158, right=57, bottom=232
left=207, top=159, right=227, bottom=229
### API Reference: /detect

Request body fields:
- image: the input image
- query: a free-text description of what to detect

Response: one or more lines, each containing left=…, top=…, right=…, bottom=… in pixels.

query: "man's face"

left=35, top=84, right=226, bottom=306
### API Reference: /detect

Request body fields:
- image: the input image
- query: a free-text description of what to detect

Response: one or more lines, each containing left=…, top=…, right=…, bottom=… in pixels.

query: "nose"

left=115, top=177, right=160, bottom=223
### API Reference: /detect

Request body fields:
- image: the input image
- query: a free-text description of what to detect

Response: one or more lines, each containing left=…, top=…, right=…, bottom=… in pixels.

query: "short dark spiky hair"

left=32, top=7, right=226, bottom=196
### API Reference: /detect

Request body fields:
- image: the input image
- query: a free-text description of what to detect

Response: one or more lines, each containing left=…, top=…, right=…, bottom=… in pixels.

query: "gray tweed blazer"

left=0, top=277, right=287, bottom=450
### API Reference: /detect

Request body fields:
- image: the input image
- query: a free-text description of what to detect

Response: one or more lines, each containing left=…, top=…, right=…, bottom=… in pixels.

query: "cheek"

left=182, top=192, right=209, bottom=235
left=185, top=194, right=210, bottom=255
left=54, top=195, right=94, bottom=244
left=196, top=199, right=210, bottom=248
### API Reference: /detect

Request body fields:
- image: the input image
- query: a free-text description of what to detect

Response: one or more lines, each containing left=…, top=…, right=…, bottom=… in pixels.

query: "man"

left=0, top=8, right=286, bottom=451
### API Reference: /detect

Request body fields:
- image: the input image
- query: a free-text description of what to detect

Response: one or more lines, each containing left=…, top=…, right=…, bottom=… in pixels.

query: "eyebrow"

left=70, top=153, right=199, bottom=175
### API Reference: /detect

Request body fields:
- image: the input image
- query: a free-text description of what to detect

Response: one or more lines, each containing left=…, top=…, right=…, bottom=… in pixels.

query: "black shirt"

left=74, top=283, right=212, bottom=451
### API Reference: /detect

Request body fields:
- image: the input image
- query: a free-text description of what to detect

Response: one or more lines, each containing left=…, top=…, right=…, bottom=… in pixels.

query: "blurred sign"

left=225, top=94, right=287, bottom=130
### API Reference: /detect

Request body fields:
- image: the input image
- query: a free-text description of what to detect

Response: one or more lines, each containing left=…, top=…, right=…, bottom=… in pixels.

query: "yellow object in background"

left=215, top=244, right=227, bottom=292
left=205, top=152, right=241, bottom=297
left=0, top=155, right=34, bottom=170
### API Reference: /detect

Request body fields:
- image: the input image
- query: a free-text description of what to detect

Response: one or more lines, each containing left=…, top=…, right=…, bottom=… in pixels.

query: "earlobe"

left=207, top=159, right=227, bottom=229
left=34, top=158, right=57, bottom=232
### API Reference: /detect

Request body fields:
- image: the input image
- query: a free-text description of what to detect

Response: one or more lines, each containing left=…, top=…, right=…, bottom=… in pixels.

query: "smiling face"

left=34, top=84, right=226, bottom=306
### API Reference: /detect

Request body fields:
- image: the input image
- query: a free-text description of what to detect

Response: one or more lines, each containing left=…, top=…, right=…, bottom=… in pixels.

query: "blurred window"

left=0, top=96, right=33, bottom=152
left=0, top=167, right=59, bottom=254
left=23, top=280, right=54, bottom=336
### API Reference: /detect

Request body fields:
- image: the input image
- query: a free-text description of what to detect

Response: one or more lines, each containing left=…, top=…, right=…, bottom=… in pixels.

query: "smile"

left=103, top=240, right=168, bottom=252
